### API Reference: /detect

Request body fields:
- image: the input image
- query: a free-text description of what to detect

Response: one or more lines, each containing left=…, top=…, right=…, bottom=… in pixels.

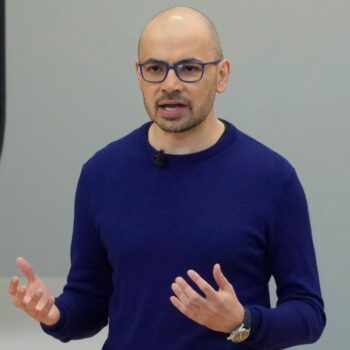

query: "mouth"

left=158, top=100, right=188, bottom=110
left=157, top=98, right=191, bottom=121
left=158, top=101, right=189, bottom=120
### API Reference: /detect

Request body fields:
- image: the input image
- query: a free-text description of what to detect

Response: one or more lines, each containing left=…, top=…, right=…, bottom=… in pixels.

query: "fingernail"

left=187, top=270, right=195, bottom=277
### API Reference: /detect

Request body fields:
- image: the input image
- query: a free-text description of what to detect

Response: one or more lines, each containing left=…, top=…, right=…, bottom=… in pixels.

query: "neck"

left=148, top=115, right=225, bottom=155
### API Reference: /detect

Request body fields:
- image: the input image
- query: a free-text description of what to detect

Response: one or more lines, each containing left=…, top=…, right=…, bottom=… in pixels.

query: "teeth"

left=164, top=106, right=180, bottom=111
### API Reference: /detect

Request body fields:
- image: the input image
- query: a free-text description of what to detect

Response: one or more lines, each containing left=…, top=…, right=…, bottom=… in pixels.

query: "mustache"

left=156, top=93, right=192, bottom=108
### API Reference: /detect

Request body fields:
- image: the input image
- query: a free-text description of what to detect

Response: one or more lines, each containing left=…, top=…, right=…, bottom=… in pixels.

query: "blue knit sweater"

left=42, top=121, right=326, bottom=349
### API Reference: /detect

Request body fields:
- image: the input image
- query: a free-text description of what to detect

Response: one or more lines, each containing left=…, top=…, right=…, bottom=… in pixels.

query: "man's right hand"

left=9, top=257, right=61, bottom=326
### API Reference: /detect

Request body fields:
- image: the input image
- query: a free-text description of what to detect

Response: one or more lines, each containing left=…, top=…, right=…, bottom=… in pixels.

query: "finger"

left=24, top=289, right=43, bottom=311
left=170, top=295, right=185, bottom=312
left=175, top=277, right=205, bottom=307
left=170, top=295, right=196, bottom=321
left=170, top=295, right=203, bottom=326
left=37, top=296, right=55, bottom=319
left=16, top=257, right=36, bottom=283
left=14, top=285, right=27, bottom=308
left=171, top=282, right=191, bottom=307
left=213, top=263, right=234, bottom=292
left=187, top=269, right=216, bottom=298
left=9, top=276, right=19, bottom=296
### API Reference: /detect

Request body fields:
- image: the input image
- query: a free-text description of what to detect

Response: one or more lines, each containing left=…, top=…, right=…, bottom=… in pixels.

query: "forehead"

left=139, top=16, right=214, bottom=62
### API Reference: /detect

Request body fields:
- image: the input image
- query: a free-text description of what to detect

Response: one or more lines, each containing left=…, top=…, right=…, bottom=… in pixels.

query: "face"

left=136, top=16, right=229, bottom=133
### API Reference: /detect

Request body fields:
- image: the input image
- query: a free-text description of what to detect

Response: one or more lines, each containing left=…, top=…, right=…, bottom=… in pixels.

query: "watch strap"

left=243, top=306, right=251, bottom=328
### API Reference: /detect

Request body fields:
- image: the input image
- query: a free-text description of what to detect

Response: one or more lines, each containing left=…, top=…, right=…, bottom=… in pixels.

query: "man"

left=9, top=6, right=326, bottom=349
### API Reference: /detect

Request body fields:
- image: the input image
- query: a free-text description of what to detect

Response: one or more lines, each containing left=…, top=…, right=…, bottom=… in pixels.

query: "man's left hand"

left=170, top=263, right=244, bottom=333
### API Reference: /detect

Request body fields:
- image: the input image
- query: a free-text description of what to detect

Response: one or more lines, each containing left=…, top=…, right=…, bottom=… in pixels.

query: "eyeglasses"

left=138, top=59, right=221, bottom=83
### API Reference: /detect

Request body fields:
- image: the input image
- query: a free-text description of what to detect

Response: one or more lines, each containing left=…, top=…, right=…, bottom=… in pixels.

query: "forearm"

left=41, top=288, right=109, bottom=342
left=244, top=298, right=326, bottom=349
left=244, top=169, right=326, bottom=349
left=41, top=164, right=112, bottom=342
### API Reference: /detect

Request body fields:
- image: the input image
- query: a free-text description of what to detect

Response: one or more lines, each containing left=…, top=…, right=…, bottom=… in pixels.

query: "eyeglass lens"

left=142, top=62, right=203, bottom=82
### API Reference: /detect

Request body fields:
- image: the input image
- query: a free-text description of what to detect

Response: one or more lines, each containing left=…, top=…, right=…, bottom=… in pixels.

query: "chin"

left=155, top=115, right=207, bottom=134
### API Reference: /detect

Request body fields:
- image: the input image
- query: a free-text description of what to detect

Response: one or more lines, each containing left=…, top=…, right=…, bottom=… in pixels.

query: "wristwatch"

left=226, top=307, right=251, bottom=343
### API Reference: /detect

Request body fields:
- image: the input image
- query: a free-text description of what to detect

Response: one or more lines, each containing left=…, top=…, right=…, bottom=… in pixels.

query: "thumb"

left=213, top=263, right=233, bottom=292
left=16, top=257, right=36, bottom=283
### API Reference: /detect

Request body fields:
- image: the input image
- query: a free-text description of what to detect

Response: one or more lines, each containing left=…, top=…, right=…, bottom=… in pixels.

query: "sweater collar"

left=139, top=119, right=238, bottom=164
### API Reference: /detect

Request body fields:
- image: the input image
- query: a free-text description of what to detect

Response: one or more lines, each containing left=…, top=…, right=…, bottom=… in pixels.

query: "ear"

left=216, top=59, right=231, bottom=94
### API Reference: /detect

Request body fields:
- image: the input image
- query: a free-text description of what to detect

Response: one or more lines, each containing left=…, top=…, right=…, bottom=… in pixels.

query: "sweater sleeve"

left=243, top=169, right=326, bottom=349
left=41, top=164, right=113, bottom=342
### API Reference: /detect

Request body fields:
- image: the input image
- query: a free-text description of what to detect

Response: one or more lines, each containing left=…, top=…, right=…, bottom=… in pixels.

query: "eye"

left=181, top=63, right=201, bottom=73
left=144, top=63, right=165, bottom=74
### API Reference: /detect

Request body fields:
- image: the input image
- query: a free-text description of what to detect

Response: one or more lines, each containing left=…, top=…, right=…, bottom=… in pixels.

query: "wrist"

left=223, top=304, right=244, bottom=333
left=227, top=306, right=251, bottom=343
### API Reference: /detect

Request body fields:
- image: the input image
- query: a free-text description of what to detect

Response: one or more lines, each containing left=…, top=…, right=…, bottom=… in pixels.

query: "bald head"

left=138, top=6, right=223, bottom=60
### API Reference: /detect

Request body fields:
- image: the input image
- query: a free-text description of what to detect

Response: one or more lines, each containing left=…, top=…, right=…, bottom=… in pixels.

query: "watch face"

left=230, top=328, right=250, bottom=343
left=237, top=329, right=250, bottom=341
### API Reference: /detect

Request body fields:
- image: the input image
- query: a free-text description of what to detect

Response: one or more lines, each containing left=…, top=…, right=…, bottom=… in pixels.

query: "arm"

left=170, top=170, right=326, bottom=349
left=244, top=170, right=326, bottom=348
left=41, top=164, right=113, bottom=342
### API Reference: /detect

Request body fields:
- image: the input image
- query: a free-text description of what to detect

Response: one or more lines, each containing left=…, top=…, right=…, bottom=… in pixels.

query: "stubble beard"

left=143, top=84, right=217, bottom=134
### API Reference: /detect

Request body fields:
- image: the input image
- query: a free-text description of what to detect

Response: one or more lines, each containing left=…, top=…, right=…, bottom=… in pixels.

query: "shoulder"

left=229, top=124, right=296, bottom=185
left=81, top=123, right=148, bottom=178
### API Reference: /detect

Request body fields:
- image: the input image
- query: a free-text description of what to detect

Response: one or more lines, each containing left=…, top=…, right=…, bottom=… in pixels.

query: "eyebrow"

left=141, top=57, right=203, bottom=64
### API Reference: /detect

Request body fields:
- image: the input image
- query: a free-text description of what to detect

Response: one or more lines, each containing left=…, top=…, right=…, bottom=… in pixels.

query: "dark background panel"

left=0, top=0, right=5, bottom=159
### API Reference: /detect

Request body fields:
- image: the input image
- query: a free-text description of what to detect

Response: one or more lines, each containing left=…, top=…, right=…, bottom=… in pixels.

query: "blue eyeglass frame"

left=138, top=59, right=222, bottom=83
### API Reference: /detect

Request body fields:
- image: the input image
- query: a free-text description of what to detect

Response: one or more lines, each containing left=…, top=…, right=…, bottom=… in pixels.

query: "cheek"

left=141, top=86, right=159, bottom=109
left=191, top=85, right=213, bottom=105
left=141, top=86, right=153, bottom=100
left=142, top=80, right=158, bottom=91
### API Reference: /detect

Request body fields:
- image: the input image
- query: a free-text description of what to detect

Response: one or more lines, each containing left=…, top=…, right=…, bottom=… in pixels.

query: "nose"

left=161, top=67, right=183, bottom=93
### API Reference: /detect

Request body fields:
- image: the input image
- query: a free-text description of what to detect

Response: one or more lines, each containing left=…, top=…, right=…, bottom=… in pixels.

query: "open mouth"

left=160, top=103, right=187, bottom=111
left=158, top=99, right=189, bottom=110
left=158, top=101, right=189, bottom=118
